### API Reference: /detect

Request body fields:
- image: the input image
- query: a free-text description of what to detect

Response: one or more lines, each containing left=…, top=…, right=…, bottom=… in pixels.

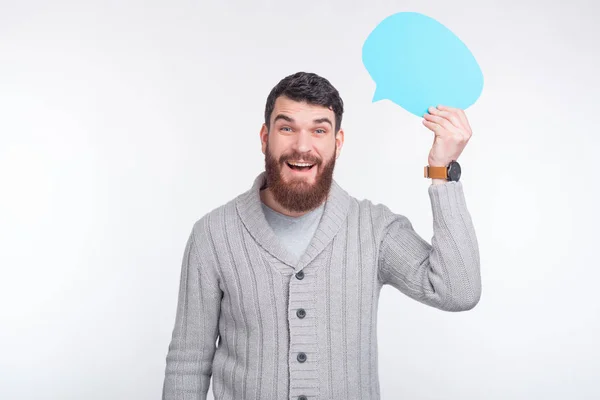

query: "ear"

left=260, top=124, right=268, bottom=155
left=335, top=128, right=344, bottom=159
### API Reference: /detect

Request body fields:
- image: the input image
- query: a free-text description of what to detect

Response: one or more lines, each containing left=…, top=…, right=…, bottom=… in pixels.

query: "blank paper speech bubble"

left=362, top=12, right=484, bottom=117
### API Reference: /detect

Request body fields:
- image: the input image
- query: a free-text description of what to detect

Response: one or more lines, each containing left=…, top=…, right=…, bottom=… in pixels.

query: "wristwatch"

left=424, top=160, right=461, bottom=182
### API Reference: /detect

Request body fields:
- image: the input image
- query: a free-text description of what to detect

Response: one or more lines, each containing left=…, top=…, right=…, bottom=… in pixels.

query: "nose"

left=292, top=129, right=312, bottom=154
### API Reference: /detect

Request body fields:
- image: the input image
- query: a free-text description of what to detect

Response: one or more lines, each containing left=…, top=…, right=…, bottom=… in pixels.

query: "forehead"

left=272, top=96, right=334, bottom=122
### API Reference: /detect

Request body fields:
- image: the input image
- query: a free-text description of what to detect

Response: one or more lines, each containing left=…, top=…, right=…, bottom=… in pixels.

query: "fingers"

left=426, top=105, right=472, bottom=140
left=435, top=105, right=471, bottom=133
left=426, top=106, right=463, bottom=129
left=423, top=113, right=462, bottom=136
left=422, top=119, right=443, bottom=136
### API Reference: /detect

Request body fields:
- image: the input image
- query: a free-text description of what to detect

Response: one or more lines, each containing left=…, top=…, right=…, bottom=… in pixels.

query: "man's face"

left=260, top=96, right=344, bottom=213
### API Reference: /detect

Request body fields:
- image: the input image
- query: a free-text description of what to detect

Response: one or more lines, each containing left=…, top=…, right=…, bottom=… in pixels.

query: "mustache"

left=279, top=154, right=321, bottom=165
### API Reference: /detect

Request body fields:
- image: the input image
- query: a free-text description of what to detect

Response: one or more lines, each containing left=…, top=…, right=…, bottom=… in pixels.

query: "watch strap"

left=424, top=165, right=448, bottom=179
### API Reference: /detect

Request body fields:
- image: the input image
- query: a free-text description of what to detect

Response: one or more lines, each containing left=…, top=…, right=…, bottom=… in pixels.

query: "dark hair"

left=264, top=71, right=344, bottom=133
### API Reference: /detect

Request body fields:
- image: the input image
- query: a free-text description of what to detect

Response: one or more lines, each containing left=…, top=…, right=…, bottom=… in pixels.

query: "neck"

left=259, top=187, right=322, bottom=218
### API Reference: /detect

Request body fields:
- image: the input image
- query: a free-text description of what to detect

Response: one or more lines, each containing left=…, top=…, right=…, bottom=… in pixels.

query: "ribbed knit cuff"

left=428, top=181, right=467, bottom=222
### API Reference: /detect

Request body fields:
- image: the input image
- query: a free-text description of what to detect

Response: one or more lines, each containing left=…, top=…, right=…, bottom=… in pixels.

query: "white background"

left=1, top=0, right=599, bottom=399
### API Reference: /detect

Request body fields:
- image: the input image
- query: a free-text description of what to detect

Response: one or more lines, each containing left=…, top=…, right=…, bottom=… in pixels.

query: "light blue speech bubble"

left=362, top=12, right=484, bottom=117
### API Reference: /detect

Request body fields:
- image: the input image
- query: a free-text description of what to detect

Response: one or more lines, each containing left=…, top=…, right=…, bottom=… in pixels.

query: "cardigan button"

left=298, top=396, right=308, bottom=400
left=297, top=352, right=307, bottom=363
left=295, top=270, right=305, bottom=280
left=296, top=308, right=306, bottom=319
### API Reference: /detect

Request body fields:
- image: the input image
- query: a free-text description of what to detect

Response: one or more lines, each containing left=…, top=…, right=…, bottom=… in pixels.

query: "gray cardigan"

left=162, top=171, right=481, bottom=400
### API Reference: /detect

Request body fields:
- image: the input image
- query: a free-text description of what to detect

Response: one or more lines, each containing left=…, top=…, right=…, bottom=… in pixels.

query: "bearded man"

left=162, top=71, right=481, bottom=400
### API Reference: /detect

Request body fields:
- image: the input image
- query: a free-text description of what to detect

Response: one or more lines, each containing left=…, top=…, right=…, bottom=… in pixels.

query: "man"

left=162, top=71, right=481, bottom=400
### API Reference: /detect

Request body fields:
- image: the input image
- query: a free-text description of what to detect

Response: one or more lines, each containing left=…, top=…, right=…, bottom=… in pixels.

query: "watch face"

left=448, top=161, right=461, bottom=181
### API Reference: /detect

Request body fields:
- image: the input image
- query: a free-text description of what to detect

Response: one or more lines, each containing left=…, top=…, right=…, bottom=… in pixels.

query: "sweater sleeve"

left=162, top=225, right=222, bottom=399
left=377, top=181, right=481, bottom=311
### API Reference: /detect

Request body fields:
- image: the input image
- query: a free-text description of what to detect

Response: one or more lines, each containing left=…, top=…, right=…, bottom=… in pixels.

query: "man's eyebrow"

left=313, top=117, right=333, bottom=127
left=273, top=114, right=294, bottom=124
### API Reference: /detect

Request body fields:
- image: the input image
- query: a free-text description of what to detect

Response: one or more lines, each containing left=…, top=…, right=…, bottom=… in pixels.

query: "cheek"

left=318, top=144, right=336, bottom=161
left=267, top=146, right=285, bottom=163
left=268, top=138, right=287, bottom=154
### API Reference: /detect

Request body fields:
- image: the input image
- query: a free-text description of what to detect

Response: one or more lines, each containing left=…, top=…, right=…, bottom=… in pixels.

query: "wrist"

left=431, top=178, right=447, bottom=185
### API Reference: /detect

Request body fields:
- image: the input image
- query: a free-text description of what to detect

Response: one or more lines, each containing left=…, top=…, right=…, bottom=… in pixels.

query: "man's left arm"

left=378, top=181, right=481, bottom=311
left=378, top=105, right=481, bottom=311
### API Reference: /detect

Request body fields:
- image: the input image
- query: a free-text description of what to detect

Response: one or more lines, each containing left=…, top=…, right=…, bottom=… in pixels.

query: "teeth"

left=288, top=161, right=314, bottom=167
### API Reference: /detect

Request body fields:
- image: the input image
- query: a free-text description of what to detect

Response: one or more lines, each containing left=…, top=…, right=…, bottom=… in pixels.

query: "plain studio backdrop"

left=1, top=0, right=599, bottom=399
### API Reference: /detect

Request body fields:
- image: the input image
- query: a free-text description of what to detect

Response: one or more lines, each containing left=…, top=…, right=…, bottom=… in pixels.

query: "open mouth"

left=286, top=161, right=316, bottom=173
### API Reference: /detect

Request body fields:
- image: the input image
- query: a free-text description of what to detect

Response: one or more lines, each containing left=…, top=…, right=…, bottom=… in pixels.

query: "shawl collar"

left=235, top=171, right=351, bottom=272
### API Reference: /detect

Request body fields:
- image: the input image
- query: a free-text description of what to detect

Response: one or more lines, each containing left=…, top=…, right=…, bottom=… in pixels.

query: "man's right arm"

left=162, top=225, right=222, bottom=400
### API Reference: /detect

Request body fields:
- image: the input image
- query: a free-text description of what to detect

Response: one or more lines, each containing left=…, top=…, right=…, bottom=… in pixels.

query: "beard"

left=263, top=143, right=337, bottom=213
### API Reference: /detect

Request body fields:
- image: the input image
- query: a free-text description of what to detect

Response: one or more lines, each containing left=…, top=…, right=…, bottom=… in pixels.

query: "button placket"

left=288, top=267, right=318, bottom=399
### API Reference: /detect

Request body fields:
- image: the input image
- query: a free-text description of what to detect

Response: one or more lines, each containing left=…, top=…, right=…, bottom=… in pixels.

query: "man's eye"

left=281, top=127, right=292, bottom=132
left=316, top=129, right=326, bottom=134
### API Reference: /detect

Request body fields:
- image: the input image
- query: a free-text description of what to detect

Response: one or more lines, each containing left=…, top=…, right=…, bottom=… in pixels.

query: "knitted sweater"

left=162, top=171, right=481, bottom=400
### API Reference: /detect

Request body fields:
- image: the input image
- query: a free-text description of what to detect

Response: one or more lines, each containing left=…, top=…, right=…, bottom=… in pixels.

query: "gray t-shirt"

left=260, top=202, right=325, bottom=259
